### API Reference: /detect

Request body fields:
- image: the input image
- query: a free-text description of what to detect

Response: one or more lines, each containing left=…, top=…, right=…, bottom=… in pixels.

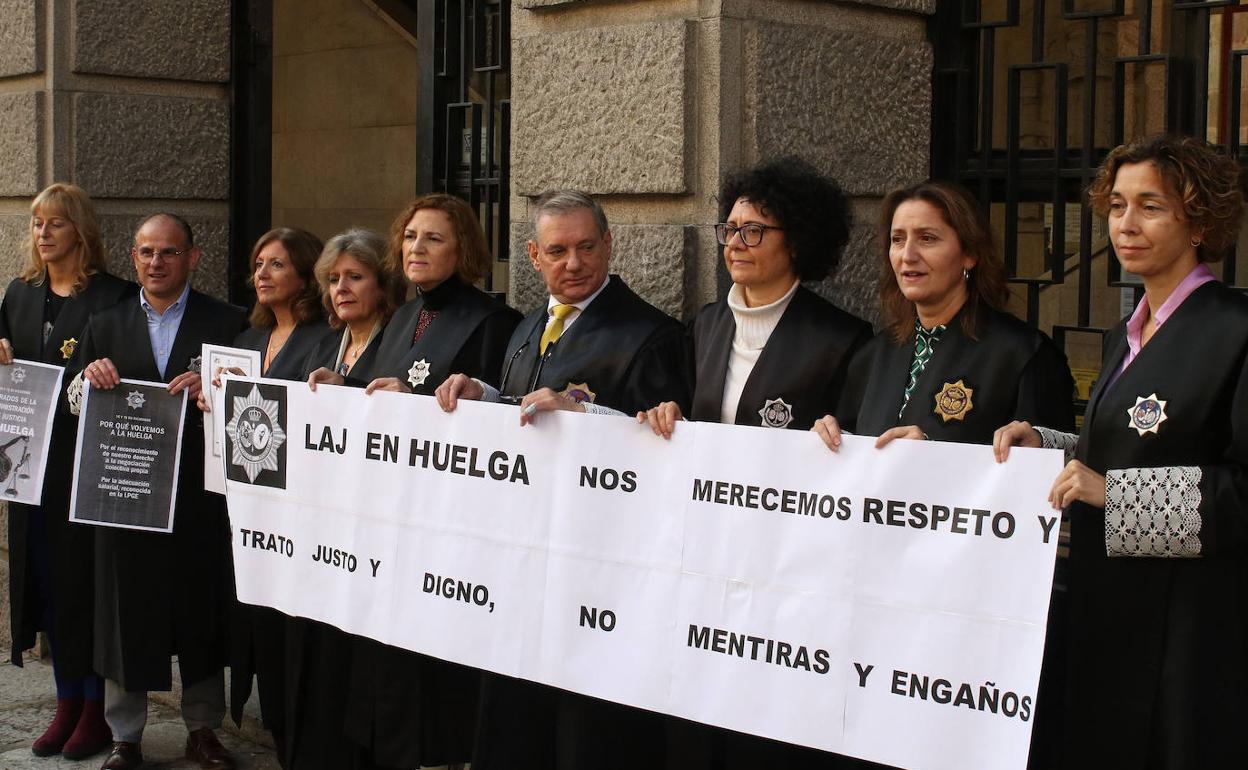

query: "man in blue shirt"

left=73, top=213, right=247, bottom=770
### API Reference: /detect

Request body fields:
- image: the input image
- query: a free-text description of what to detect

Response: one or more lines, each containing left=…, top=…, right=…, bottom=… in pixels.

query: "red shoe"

left=31, top=697, right=83, bottom=756
left=63, top=699, right=112, bottom=759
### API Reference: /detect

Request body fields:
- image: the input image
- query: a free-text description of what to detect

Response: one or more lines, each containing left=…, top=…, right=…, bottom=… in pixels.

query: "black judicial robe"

left=369, top=275, right=520, bottom=394
left=5, top=273, right=136, bottom=675
left=227, top=321, right=334, bottom=738
left=342, top=278, right=520, bottom=770
left=677, top=287, right=870, bottom=770
left=498, top=274, right=688, bottom=413
left=474, top=275, right=688, bottom=770
left=689, top=285, right=871, bottom=429
left=1062, top=280, right=1248, bottom=769
left=838, top=305, right=1075, bottom=442
left=72, top=289, right=247, bottom=691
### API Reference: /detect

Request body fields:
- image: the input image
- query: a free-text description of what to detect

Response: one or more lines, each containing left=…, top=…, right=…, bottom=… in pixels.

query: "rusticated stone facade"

left=0, top=0, right=233, bottom=650
left=507, top=0, right=935, bottom=320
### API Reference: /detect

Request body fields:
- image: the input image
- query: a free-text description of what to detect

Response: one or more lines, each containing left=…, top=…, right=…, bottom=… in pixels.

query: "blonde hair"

left=22, top=184, right=108, bottom=294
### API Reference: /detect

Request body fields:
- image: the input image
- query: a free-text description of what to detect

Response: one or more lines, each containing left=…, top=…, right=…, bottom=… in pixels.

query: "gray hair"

left=531, top=189, right=609, bottom=237
left=314, top=227, right=403, bottom=329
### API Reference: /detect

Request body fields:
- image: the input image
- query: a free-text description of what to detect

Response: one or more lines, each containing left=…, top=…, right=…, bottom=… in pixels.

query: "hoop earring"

left=1191, top=238, right=1202, bottom=248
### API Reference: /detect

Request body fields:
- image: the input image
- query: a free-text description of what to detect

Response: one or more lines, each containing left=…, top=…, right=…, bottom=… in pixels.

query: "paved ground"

left=0, top=655, right=279, bottom=770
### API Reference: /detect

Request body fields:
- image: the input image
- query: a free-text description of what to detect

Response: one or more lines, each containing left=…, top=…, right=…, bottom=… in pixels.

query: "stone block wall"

left=270, top=0, right=420, bottom=241
left=0, top=0, right=234, bottom=654
left=508, top=0, right=934, bottom=323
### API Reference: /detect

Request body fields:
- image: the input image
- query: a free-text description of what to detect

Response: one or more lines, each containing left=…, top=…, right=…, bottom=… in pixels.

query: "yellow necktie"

left=540, top=304, right=576, bottom=354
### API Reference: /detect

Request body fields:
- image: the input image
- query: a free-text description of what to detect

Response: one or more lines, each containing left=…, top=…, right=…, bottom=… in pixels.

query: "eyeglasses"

left=135, top=247, right=189, bottom=263
left=714, top=223, right=783, bottom=247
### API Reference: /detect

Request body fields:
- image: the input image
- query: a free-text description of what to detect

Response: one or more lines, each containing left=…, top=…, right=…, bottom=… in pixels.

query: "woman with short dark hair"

left=640, top=156, right=872, bottom=438
left=995, top=134, right=1248, bottom=769
left=4, top=183, right=135, bottom=761
left=638, top=156, right=872, bottom=769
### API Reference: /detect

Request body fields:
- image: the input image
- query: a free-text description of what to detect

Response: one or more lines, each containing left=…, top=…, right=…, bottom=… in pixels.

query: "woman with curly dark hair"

left=639, top=156, right=871, bottom=439
left=813, top=179, right=1074, bottom=447
left=638, top=156, right=871, bottom=768
left=994, top=134, right=1248, bottom=769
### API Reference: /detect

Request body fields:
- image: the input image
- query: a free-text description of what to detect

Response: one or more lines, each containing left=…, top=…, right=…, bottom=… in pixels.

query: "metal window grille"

left=417, top=0, right=511, bottom=295
left=931, top=0, right=1248, bottom=414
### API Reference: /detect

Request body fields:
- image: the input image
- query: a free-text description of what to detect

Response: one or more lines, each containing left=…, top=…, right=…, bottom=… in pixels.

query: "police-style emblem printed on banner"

left=10, top=366, right=26, bottom=384
left=225, top=384, right=288, bottom=485
left=759, top=397, right=794, bottom=428
left=1127, top=393, right=1167, bottom=436
left=934, top=379, right=974, bottom=422
left=408, top=358, right=431, bottom=389
left=125, top=390, right=146, bottom=411
left=561, top=382, right=596, bottom=404
left=59, top=338, right=76, bottom=360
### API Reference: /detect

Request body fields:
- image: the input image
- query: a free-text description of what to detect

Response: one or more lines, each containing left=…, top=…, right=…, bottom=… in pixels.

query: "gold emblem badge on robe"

left=560, top=382, right=596, bottom=404
left=60, top=337, right=77, bottom=359
left=934, top=379, right=974, bottom=422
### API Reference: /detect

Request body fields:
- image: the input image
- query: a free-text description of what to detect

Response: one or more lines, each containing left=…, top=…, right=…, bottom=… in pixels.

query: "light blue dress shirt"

left=139, top=283, right=191, bottom=378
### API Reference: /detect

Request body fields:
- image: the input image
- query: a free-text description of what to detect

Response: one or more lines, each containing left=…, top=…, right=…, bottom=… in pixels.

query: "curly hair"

left=315, top=228, right=406, bottom=330
left=717, top=157, right=852, bottom=282
left=878, top=181, right=1011, bottom=344
left=22, top=183, right=108, bottom=294
left=387, top=194, right=492, bottom=286
left=1087, top=134, right=1245, bottom=262
left=247, top=227, right=326, bottom=328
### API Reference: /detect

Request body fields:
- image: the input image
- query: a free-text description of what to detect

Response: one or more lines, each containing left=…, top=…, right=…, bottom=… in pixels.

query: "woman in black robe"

left=204, top=226, right=332, bottom=759
left=814, top=180, right=1075, bottom=446
left=269, top=228, right=405, bottom=770
left=638, top=157, right=872, bottom=770
left=3, top=183, right=135, bottom=760
left=313, top=195, right=518, bottom=770
left=811, top=179, right=1074, bottom=770
left=994, top=134, right=1248, bottom=769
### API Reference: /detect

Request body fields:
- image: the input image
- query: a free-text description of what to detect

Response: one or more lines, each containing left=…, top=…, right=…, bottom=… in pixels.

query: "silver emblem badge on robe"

left=408, top=358, right=431, bottom=388
left=758, top=397, right=794, bottom=428
left=560, top=382, right=596, bottom=404
left=1127, top=393, right=1167, bottom=436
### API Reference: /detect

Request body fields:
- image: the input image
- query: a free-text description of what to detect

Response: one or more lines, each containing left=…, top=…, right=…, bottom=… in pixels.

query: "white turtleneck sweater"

left=720, top=279, right=800, bottom=424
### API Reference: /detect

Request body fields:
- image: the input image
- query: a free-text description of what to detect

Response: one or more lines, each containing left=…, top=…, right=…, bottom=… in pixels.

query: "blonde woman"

left=3, top=183, right=135, bottom=760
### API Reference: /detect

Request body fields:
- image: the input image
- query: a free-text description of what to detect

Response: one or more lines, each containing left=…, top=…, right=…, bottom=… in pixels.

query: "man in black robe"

left=435, top=189, right=689, bottom=770
left=70, top=213, right=247, bottom=770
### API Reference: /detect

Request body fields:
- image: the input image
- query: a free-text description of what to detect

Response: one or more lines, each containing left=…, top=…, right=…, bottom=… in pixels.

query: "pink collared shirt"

left=1117, top=263, right=1217, bottom=377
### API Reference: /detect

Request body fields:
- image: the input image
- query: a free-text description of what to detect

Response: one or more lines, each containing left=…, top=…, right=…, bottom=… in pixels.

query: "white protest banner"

left=223, top=377, right=1063, bottom=770
left=201, top=344, right=262, bottom=495
left=70, top=379, right=187, bottom=532
left=0, top=359, right=64, bottom=504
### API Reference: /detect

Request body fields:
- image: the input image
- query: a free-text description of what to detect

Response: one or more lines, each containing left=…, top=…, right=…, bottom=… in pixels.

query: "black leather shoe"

left=100, top=741, right=143, bottom=770
left=184, top=728, right=236, bottom=770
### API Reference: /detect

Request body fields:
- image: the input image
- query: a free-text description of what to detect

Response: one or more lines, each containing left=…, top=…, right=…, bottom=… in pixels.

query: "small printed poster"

left=69, top=378, right=187, bottom=532
left=0, top=359, right=65, bottom=504
left=202, top=344, right=262, bottom=495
